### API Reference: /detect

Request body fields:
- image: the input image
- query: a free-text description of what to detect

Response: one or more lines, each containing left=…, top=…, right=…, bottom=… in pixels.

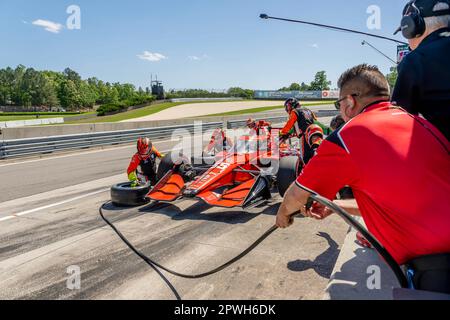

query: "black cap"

left=394, top=0, right=450, bottom=35
left=414, top=0, right=450, bottom=17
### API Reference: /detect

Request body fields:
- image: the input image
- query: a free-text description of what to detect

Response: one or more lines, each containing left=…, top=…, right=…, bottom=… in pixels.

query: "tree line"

left=278, top=71, right=333, bottom=92
left=0, top=65, right=153, bottom=111
left=165, top=87, right=254, bottom=100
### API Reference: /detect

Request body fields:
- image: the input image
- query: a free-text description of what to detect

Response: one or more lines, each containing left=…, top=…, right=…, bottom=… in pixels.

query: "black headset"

left=399, top=1, right=427, bottom=39
left=398, top=0, right=450, bottom=39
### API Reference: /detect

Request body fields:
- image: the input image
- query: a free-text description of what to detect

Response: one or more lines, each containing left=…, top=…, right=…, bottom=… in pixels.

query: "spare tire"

left=111, top=182, right=151, bottom=207
left=277, top=156, right=300, bottom=197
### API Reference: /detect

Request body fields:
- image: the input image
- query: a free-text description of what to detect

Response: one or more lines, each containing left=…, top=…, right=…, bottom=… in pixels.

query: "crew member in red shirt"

left=127, top=137, right=163, bottom=187
left=276, top=64, right=450, bottom=293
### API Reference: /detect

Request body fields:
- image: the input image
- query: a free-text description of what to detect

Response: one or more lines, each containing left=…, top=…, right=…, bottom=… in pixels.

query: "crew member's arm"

left=391, top=54, right=422, bottom=114
left=333, top=199, right=361, bottom=216
left=152, top=146, right=164, bottom=158
left=127, top=154, right=141, bottom=186
left=276, top=138, right=358, bottom=228
left=280, top=112, right=298, bottom=137
left=314, top=120, right=332, bottom=136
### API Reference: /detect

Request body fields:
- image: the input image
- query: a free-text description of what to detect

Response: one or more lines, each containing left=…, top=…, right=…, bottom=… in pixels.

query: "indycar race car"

left=111, top=130, right=302, bottom=209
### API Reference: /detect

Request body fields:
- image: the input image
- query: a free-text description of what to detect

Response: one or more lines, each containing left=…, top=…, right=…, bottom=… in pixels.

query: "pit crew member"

left=127, top=137, right=163, bottom=187
left=276, top=64, right=450, bottom=294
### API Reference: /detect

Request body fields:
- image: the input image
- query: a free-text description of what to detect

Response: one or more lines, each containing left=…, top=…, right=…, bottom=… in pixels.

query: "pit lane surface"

left=0, top=117, right=348, bottom=300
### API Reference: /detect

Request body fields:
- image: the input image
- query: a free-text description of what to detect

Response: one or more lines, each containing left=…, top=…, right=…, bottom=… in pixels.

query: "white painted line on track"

left=1, top=188, right=109, bottom=222
left=0, top=216, right=15, bottom=222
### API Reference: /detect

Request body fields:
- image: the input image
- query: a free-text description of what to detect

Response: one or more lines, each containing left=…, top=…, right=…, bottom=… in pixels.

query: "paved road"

left=0, top=187, right=348, bottom=299
left=0, top=139, right=180, bottom=203
left=123, top=101, right=334, bottom=122
left=0, top=116, right=347, bottom=300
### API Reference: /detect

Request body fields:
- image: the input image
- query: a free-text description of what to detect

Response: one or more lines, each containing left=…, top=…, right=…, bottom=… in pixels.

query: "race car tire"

left=111, top=182, right=151, bottom=207
left=157, top=152, right=177, bottom=181
left=156, top=151, right=190, bottom=181
left=277, top=156, right=299, bottom=197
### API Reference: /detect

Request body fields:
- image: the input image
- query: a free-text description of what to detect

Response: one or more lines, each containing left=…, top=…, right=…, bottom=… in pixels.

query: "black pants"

left=406, top=253, right=450, bottom=294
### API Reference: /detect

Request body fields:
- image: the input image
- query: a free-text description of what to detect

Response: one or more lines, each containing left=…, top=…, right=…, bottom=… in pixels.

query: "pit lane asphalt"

left=0, top=116, right=347, bottom=300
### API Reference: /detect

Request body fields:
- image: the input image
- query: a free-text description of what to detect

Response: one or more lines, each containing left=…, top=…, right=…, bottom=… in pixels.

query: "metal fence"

left=0, top=116, right=290, bottom=160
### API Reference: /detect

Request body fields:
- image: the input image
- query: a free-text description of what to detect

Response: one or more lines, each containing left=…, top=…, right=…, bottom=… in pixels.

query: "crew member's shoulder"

left=325, top=128, right=347, bottom=151
left=398, top=48, right=421, bottom=69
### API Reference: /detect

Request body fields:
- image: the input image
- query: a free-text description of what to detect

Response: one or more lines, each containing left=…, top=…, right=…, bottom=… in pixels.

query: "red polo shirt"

left=296, top=101, right=450, bottom=264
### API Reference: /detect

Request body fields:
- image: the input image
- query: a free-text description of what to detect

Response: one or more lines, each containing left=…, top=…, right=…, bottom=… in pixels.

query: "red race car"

left=111, top=129, right=301, bottom=209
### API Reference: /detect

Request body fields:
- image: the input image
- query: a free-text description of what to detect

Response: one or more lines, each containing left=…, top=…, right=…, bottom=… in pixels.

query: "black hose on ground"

left=100, top=194, right=408, bottom=287
left=100, top=201, right=278, bottom=279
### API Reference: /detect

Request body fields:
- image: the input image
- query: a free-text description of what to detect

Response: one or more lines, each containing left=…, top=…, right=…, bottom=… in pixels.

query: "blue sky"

left=0, top=0, right=408, bottom=90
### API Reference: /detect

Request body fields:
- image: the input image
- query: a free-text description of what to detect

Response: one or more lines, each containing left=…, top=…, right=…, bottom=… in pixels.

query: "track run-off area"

left=0, top=114, right=352, bottom=300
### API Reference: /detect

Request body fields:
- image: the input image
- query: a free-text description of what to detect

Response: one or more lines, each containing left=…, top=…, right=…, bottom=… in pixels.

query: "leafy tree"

left=386, top=66, right=398, bottom=89
left=227, top=87, right=254, bottom=99
left=300, top=82, right=310, bottom=91
left=64, top=68, right=81, bottom=83
left=0, top=65, right=154, bottom=112
left=58, top=80, right=82, bottom=110
left=309, top=71, right=331, bottom=91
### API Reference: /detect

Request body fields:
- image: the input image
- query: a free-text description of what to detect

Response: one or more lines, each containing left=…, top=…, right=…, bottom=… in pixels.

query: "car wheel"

left=277, top=156, right=300, bottom=197
left=111, top=182, right=151, bottom=207
left=156, top=151, right=190, bottom=181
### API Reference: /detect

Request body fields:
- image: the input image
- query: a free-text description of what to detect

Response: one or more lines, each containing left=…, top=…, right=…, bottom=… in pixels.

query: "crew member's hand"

left=279, top=133, right=288, bottom=143
left=130, top=180, right=138, bottom=188
left=276, top=212, right=294, bottom=228
left=304, top=202, right=334, bottom=220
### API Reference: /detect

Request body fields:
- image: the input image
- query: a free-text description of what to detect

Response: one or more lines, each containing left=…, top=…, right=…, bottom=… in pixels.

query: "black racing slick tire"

left=111, top=182, right=151, bottom=207
left=277, top=156, right=300, bottom=197
left=156, top=152, right=177, bottom=181
left=156, top=151, right=192, bottom=181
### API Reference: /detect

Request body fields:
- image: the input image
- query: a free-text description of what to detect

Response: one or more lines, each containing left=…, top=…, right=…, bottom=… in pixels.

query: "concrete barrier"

left=0, top=118, right=64, bottom=129
left=0, top=110, right=338, bottom=140
left=323, top=217, right=400, bottom=300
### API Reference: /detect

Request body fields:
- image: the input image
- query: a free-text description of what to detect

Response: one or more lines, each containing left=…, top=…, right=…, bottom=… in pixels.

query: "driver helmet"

left=246, top=118, right=256, bottom=129
left=137, top=137, right=152, bottom=159
left=284, top=98, right=300, bottom=113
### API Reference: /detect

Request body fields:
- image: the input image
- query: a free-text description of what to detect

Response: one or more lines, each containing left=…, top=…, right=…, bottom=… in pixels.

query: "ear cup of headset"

left=401, top=13, right=426, bottom=39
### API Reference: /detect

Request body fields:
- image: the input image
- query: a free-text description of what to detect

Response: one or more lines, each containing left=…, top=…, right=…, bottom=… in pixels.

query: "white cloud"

left=309, top=43, right=319, bottom=49
left=137, top=51, right=168, bottom=62
left=188, top=54, right=210, bottom=61
left=32, top=19, right=63, bottom=33
left=188, top=55, right=201, bottom=61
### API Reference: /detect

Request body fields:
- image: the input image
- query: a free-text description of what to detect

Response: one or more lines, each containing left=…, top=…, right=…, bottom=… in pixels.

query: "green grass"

left=64, top=102, right=187, bottom=124
left=64, top=99, right=245, bottom=124
left=204, top=101, right=333, bottom=117
left=19, top=99, right=332, bottom=124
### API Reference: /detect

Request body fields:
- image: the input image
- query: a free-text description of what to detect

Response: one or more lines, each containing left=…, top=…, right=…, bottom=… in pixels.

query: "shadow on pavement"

left=326, top=246, right=399, bottom=300
left=135, top=200, right=283, bottom=225
left=287, top=232, right=339, bottom=279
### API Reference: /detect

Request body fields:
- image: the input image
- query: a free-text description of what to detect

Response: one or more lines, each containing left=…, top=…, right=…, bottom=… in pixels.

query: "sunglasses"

left=334, top=94, right=359, bottom=110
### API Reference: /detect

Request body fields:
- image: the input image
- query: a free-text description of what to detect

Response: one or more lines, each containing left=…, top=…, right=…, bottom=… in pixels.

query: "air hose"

left=99, top=194, right=408, bottom=287
left=100, top=201, right=278, bottom=279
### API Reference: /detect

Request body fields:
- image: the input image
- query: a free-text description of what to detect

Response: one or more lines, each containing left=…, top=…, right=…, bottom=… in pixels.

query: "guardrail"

left=0, top=116, right=290, bottom=160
